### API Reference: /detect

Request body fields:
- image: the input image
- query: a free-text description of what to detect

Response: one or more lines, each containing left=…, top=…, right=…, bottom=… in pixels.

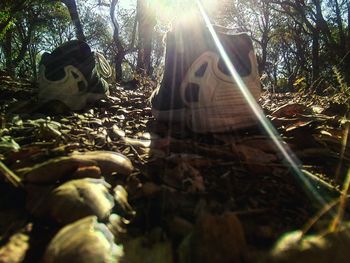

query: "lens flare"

left=149, top=0, right=219, bottom=25
left=195, top=0, right=327, bottom=206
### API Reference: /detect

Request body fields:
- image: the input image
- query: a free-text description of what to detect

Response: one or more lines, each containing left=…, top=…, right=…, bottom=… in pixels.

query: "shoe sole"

left=187, top=104, right=259, bottom=133
left=152, top=104, right=258, bottom=133
left=38, top=65, right=109, bottom=110
left=152, top=51, right=261, bottom=133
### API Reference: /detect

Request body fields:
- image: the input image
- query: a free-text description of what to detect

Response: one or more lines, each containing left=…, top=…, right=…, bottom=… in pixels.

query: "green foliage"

left=0, top=0, right=73, bottom=78
left=293, top=77, right=307, bottom=92
left=332, top=66, right=348, bottom=93
left=276, top=78, right=288, bottom=90
left=0, top=0, right=350, bottom=88
left=0, top=11, right=13, bottom=38
left=217, top=0, right=350, bottom=92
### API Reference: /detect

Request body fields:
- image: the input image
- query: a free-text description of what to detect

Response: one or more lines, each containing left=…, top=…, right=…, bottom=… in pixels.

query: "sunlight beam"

left=195, top=0, right=327, bottom=206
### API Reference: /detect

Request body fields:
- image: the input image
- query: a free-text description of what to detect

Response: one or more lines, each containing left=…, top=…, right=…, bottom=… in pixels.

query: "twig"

left=302, top=169, right=341, bottom=195
left=334, top=115, right=350, bottom=182
left=330, top=169, right=350, bottom=231
left=302, top=198, right=340, bottom=236
left=128, top=144, right=147, bottom=164
left=0, top=161, right=23, bottom=188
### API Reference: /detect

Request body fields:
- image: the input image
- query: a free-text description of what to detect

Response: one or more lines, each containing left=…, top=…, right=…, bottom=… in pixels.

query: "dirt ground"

left=0, top=74, right=348, bottom=262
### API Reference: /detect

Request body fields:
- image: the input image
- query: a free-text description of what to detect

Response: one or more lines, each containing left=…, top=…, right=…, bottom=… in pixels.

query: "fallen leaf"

left=124, top=236, right=173, bottom=263
left=271, top=104, right=310, bottom=118
left=232, top=144, right=277, bottom=164
left=42, top=216, right=123, bottom=263
left=179, top=212, right=248, bottom=263
left=0, top=231, right=30, bottom=263
left=27, top=178, right=115, bottom=224
left=270, top=225, right=350, bottom=263
left=163, top=162, right=205, bottom=192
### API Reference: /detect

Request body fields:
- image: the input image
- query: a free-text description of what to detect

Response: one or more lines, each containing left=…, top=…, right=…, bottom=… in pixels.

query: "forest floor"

left=0, top=73, right=349, bottom=262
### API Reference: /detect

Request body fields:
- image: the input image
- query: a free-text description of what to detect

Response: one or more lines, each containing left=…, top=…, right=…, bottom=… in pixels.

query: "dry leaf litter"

left=0, top=73, right=349, bottom=262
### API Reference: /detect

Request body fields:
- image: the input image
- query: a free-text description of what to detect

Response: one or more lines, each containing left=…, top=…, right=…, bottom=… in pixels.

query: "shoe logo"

left=38, top=65, right=89, bottom=109
left=195, top=62, right=208, bottom=77
left=180, top=51, right=260, bottom=107
left=94, top=52, right=112, bottom=79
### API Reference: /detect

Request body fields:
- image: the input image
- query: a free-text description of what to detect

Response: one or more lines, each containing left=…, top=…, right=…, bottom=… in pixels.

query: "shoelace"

left=95, top=52, right=112, bottom=79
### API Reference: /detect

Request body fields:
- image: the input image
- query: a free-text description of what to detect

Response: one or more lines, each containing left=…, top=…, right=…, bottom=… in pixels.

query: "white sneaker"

left=38, top=40, right=111, bottom=111
left=150, top=25, right=261, bottom=133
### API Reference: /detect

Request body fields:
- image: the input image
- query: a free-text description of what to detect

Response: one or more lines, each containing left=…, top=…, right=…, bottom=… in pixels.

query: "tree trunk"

left=258, top=1, right=270, bottom=74
left=313, top=0, right=334, bottom=48
left=334, top=0, right=345, bottom=52
left=347, top=3, right=350, bottom=50
left=259, top=38, right=268, bottom=74
left=1, top=14, right=37, bottom=78
left=110, top=0, right=124, bottom=82
left=136, top=0, right=156, bottom=75
left=28, top=42, right=37, bottom=81
left=61, top=0, right=86, bottom=42
left=311, top=32, right=320, bottom=83
left=293, top=25, right=309, bottom=81
left=3, top=30, right=14, bottom=76
left=114, top=53, right=123, bottom=81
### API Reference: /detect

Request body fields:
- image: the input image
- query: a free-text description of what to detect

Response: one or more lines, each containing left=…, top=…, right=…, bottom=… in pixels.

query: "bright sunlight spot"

left=148, top=0, right=219, bottom=25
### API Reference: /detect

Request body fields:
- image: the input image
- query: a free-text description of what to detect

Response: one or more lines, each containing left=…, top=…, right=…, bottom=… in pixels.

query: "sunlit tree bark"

left=136, top=0, right=156, bottom=75
left=60, top=0, right=86, bottom=41
left=109, top=0, right=138, bottom=81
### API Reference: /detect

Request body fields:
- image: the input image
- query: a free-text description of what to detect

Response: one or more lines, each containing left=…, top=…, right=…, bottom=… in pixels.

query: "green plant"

left=332, top=66, right=348, bottom=94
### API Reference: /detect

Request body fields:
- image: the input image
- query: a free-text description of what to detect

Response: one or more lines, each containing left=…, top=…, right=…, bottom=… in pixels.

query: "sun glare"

left=195, top=0, right=327, bottom=207
left=146, top=0, right=328, bottom=207
left=149, top=0, right=219, bottom=25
